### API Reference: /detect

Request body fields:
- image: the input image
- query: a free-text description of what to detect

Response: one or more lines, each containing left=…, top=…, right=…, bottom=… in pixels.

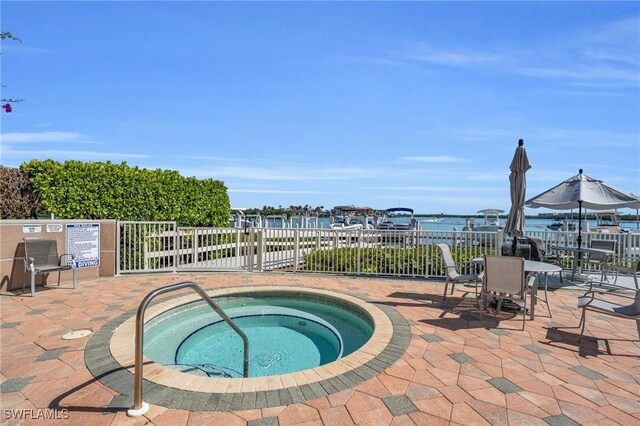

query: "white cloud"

left=1, top=45, right=53, bottom=55
left=453, top=127, right=639, bottom=149
left=186, top=155, right=276, bottom=163
left=1, top=131, right=88, bottom=143
left=229, top=189, right=329, bottom=194
left=181, top=164, right=417, bottom=182
left=397, top=43, right=503, bottom=67
left=467, top=172, right=507, bottom=182
left=547, top=89, right=625, bottom=97
left=1, top=131, right=149, bottom=162
left=374, top=185, right=502, bottom=192
left=1, top=148, right=148, bottom=160
left=400, top=155, right=469, bottom=163
left=513, top=65, right=639, bottom=86
left=372, top=16, right=640, bottom=89
left=373, top=193, right=509, bottom=208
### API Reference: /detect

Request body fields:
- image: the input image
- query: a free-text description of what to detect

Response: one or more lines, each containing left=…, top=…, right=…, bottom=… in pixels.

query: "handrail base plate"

left=127, top=402, right=149, bottom=417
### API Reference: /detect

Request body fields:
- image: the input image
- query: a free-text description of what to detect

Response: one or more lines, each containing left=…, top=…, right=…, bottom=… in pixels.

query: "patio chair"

left=577, top=288, right=640, bottom=340
left=607, top=257, right=640, bottom=290
left=436, top=243, right=482, bottom=301
left=480, top=255, right=535, bottom=330
left=584, top=240, right=616, bottom=282
left=23, top=237, right=77, bottom=297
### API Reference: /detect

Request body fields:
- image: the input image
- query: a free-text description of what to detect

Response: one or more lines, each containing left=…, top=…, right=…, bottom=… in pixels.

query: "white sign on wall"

left=66, top=223, right=100, bottom=268
left=46, top=224, right=63, bottom=233
left=22, top=225, right=42, bottom=233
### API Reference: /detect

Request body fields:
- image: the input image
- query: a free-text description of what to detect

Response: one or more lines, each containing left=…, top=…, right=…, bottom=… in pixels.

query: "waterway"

left=278, top=216, right=640, bottom=232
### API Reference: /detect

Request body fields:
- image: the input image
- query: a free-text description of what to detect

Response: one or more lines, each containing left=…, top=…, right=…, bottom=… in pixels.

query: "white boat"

left=329, top=217, right=366, bottom=230
left=471, top=209, right=505, bottom=232
left=592, top=211, right=627, bottom=233
left=546, top=218, right=577, bottom=231
left=377, top=207, right=419, bottom=231
left=329, top=206, right=377, bottom=230
left=422, top=217, right=443, bottom=223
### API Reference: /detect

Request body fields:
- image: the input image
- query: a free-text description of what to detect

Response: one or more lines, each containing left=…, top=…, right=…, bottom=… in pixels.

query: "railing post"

left=256, top=229, right=264, bottom=271
left=172, top=223, right=178, bottom=273
left=193, top=228, right=199, bottom=267
left=293, top=230, right=300, bottom=272
left=116, top=221, right=121, bottom=275
left=452, top=228, right=458, bottom=250
left=235, top=229, right=241, bottom=267
left=246, top=227, right=254, bottom=272
left=497, top=230, right=504, bottom=256
left=424, top=230, right=431, bottom=276
left=143, top=241, right=149, bottom=270
left=356, top=230, right=361, bottom=275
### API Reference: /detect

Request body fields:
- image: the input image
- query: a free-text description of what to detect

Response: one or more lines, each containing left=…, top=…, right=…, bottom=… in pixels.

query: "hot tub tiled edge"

left=85, top=286, right=411, bottom=411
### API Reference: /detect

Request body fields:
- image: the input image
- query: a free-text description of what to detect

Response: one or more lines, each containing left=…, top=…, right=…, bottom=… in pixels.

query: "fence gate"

left=118, top=221, right=176, bottom=274
left=117, top=221, right=255, bottom=274
left=174, top=227, right=253, bottom=271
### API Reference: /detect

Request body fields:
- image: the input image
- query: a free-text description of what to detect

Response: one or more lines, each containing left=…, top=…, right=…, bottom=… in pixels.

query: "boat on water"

left=592, top=211, right=628, bottom=233
left=470, top=209, right=505, bottom=232
left=377, top=207, right=420, bottom=231
left=422, top=217, right=443, bottom=223
left=329, top=206, right=378, bottom=230
left=546, top=218, right=577, bottom=231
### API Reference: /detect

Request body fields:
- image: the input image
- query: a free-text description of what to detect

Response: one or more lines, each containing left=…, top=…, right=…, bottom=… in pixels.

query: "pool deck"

left=1, top=273, right=639, bottom=425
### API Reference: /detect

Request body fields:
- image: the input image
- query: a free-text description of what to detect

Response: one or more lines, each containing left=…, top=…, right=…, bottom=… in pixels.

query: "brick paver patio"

left=1, top=273, right=639, bottom=425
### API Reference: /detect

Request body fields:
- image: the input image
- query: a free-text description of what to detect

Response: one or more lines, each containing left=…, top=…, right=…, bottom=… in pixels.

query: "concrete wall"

left=0, top=219, right=117, bottom=293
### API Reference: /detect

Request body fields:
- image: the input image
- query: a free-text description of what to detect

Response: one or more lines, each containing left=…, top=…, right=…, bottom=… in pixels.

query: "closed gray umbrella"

left=504, top=139, right=532, bottom=254
left=526, top=169, right=640, bottom=248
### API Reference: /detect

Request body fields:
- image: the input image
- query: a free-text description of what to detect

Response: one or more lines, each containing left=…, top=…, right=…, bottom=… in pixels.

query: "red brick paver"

left=1, top=273, right=639, bottom=425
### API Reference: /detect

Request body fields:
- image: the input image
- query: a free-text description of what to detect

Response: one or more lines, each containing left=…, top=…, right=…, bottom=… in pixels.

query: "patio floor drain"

left=62, top=329, right=92, bottom=340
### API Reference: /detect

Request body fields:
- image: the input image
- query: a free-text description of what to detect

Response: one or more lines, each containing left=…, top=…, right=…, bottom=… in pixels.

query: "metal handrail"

left=128, top=281, right=249, bottom=416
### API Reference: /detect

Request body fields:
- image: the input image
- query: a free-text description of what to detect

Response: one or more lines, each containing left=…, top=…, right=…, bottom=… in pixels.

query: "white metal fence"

left=117, top=221, right=640, bottom=276
left=118, top=221, right=177, bottom=273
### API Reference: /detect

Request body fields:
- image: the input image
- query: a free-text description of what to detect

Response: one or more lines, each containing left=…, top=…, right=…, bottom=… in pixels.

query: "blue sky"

left=1, top=1, right=639, bottom=215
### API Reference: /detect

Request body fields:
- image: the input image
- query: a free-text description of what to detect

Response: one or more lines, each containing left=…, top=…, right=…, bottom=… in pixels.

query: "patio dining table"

left=472, top=257, right=562, bottom=319
left=551, top=245, right=615, bottom=281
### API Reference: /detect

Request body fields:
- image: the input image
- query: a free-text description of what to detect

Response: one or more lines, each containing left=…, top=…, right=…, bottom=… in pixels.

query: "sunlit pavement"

left=1, top=272, right=639, bottom=425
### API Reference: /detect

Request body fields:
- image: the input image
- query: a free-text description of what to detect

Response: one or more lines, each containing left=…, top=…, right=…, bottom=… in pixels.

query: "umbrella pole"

left=577, top=201, right=583, bottom=249
left=575, top=201, right=584, bottom=278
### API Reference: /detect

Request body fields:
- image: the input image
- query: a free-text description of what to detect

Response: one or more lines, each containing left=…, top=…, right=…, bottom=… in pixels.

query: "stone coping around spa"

left=86, top=285, right=411, bottom=411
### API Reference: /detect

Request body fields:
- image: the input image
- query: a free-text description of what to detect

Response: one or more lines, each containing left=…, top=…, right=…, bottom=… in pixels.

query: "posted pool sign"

left=66, top=223, right=100, bottom=268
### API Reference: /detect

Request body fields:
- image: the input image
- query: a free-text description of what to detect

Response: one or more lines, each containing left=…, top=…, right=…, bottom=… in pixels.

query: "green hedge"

left=303, top=245, right=494, bottom=275
left=22, top=159, right=230, bottom=226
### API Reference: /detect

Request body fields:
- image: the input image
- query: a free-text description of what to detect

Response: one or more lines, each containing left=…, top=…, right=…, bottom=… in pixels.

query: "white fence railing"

left=117, top=221, right=640, bottom=276
left=118, top=221, right=177, bottom=273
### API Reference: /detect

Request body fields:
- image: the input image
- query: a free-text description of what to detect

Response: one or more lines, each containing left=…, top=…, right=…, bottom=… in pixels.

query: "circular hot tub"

left=143, top=293, right=373, bottom=378
left=95, top=285, right=410, bottom=410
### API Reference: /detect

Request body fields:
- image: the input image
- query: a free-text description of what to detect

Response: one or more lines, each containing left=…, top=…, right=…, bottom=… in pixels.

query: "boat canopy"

left=332, top=205, right=378, bottom=215
left=333, top=205, right=356, bottom=210
left=595, top=211, right=620, bottom=225
left=477, top=209, right=505, bottom=215
left=385, top=207, right=414, bottom=215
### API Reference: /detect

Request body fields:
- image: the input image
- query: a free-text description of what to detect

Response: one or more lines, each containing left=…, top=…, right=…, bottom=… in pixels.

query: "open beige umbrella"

left=504, top=139, right=532, bottom=254
left=526, top=169, right=640, bottom=248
